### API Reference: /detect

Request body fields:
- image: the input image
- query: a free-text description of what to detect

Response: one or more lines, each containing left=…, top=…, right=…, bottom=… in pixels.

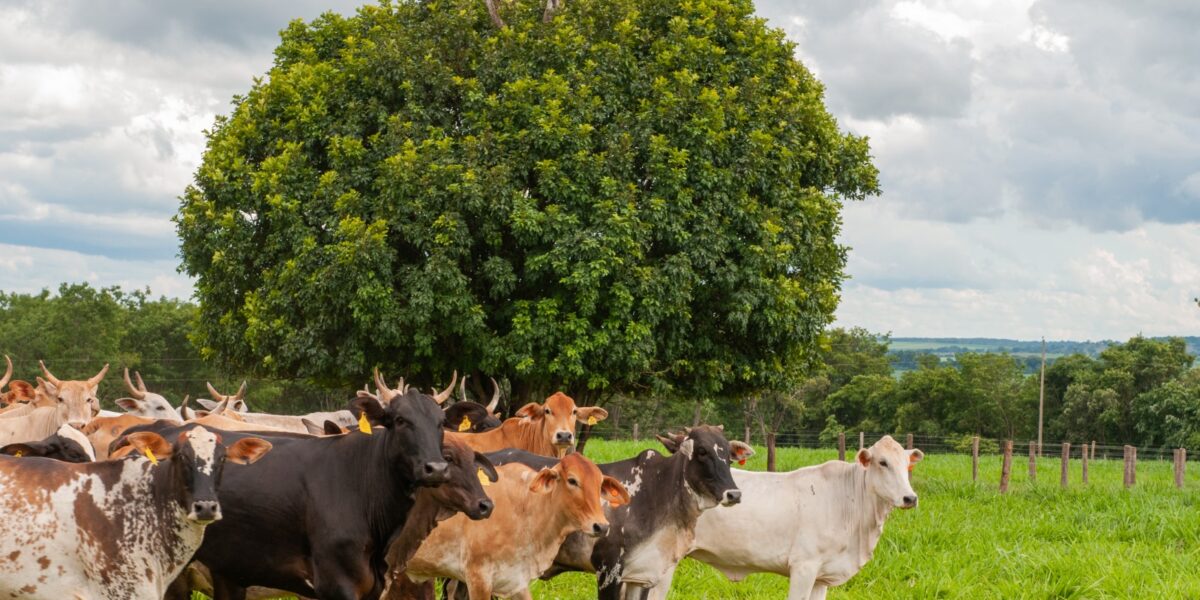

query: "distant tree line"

left=2, top=285, right=1196, bottom=451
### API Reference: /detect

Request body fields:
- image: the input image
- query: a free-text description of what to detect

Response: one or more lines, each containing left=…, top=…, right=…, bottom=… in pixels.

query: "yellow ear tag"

left=477, top=468, right=491, bottom=487
left=587, top=416, right=598, bottom=426
left=458, top=416, right=472, bottom=432
left=358, top=413, right=373, bottom=435
left=143, top=448, right=158, bottom=465
left=13, top=451, right=22, bottom=457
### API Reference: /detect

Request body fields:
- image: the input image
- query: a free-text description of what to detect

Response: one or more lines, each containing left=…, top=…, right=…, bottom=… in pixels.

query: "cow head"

left=529, top=452, right=628, bottom=537
left=856, top=435, right=923, bottom=509
left=657, top=425, right=752, bottom=509
left=352, top=368, right=450, bottom=486
left=0, top=423, right=96, bottom=463
left=514, top=392, right=607, bottom=455
left=36, top=360, right=107, bottom=429
left=424, top=438, right=497, bottom=520
left=124, top=426, right=272, bottom=523
left=114, top=368, right=184, bottom=424
left=444, top=375, right=503, bottom=433
left=200, top=381, right=249, bottom=413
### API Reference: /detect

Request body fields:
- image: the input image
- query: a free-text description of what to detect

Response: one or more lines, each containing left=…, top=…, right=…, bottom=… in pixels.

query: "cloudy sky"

left=2, top=0, right=1198, bottom=340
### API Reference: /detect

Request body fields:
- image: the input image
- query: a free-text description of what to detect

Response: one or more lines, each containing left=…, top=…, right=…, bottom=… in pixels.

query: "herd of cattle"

left=0, top=357, right=924, bottom=600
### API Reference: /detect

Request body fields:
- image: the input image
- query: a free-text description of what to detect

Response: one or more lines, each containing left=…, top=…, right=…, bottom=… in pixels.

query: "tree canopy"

left=177, top=0, right=878, bottom=400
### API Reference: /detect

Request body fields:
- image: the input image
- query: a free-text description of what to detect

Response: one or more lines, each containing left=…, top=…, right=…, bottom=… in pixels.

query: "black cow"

left=0, top=424, right=95, bottom=463
left=442, top=375, right=503, bottom=433
left=488, top=425, right=753, bottom=600
left=146, top=372, right=450, bottom=600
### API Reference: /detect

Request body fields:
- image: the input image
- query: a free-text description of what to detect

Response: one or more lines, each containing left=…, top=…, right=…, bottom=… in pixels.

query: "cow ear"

left=126, top=432, right=173, bottom=461
left=529, top=467, right=559, bottom=493
left=475, top=452, right=500, bottom=484
left=600, top=475, right=630, bottom=508
left=656, top=434, right=683, bottom=454
left=515, top=403, right=543, bottom=420
left=574, top=407, right=608, bottom=423
left=856, top=448, right=872, bottom=467
left=0, top=443, right=41, bottom=457
left=301, top=419, right=324, bottom=435
left=324, top=420, right=346, bottom=435
left=908, top=449, right=924, bottom=464
left=351, top=395, right=390, bottom=426
left=730, top=441, right=755, bottom=462
left=225, top=438, right=273, bottom=465
left=36, top=377, right=57, bottom=396
left=115, top=397, right=140, bottom=412
left=196, top=399, right=219, bottom=411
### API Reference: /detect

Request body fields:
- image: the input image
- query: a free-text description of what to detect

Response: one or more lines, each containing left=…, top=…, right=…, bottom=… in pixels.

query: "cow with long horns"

left=34, top=360, right=109, bottom=429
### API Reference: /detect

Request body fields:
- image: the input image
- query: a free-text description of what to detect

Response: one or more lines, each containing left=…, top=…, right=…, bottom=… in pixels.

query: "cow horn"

left=431, top=370, right=457, bottom=405
left=235, top=380, right=248, bottom=400
left=395, top=378, right=409, bottom=394
left=135, top=371, right=148, bottom=393
left=459, top=374, right=470, bottom=403
left=206, top=382, right=225, bottom=401
left=486, top=377, right=501, bottom=414
left=0, top=355, right=11, bottom=390
left=39, top=360, right=62, bottom=386
left=373, top=368, right=398, bottom=402
left=87, top=363, right=110, bottom=388
left=123, top=368, right=146, bottom=400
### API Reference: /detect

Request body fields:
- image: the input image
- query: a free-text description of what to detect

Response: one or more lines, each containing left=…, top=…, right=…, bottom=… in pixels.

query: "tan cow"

left=446, top=391, right=607, bottom=458
left=82, top=414, right=156, bottom=460
left=35, top=360, right=109, bottom=429
left=0, top=356, right=37, bottom=409
left=404, top=453, right=629, bottom=600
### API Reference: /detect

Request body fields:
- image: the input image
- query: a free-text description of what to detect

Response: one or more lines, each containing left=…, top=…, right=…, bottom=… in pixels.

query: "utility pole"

left=1038, top=337, right=1046, bottom=457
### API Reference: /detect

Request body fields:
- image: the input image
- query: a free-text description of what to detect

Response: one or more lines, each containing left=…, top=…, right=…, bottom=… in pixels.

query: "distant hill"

left=887, top=336, right=1200, bottom=374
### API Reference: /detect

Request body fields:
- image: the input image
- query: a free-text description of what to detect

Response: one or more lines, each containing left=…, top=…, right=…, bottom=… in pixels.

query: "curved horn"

left=122, top=368, right=146, bottom=400
left=431, top=370, right=457, bottom=405
left=206, top=382, right=225, bottom=401
left=486, top=377, right=501, bottom=414
left=39, top=360, right=62, bottom=386
left=235, top=380, right=248, bottom=400
left=373, top=368, right=397, bottom=402
left=395, top=378, right=409, bottom=394
left=459, top=374, right=470, bottom=403
left=0, top=355, right=11, bottom=390
left=87, top=363, right=110, bottom=388
left=134, top=371, right=148, bottom=393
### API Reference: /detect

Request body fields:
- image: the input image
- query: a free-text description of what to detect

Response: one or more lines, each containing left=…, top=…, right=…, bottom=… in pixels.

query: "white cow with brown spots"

left=0, top=426, right=271, bottom=600
left=651, top=435, right=923, bottom=600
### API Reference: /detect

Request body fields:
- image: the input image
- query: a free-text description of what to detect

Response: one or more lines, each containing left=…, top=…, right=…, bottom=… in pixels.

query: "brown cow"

left=0, top=355, right=37, bottom=408
left=403, top=452, right=629, bottom=600
left=83, top=414, right=156, bottom=460
left=35, top=360, right=109, bottom=428
left=446, top=392, right=607, bottom=458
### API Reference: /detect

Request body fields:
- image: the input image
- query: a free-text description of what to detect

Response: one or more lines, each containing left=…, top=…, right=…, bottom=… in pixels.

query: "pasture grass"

left=206, top=440, right=1200, bottom=599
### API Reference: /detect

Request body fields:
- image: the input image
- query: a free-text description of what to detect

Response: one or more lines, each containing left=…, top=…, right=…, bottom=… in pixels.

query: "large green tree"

left=177, top=0, right=878, bottom=400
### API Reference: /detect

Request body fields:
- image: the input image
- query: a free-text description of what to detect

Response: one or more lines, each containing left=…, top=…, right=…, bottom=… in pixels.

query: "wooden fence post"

left=906, top=433, right=913, bottom=450
left=767, top=433, right=777, bottom=472
left=1123, top=445, right=1132, bottom=489
left=838, top=432, right=846, bottom=462
left=1131, top=446, right=1137, bottom=486
left=632, top=423, right=639, bottom=442
left=859, top=431, right=865, bottom=450
left=1081, top=442, right=1089, bottom=485
left=1060, top=442, right=1070, bottom=488
left=1000, top=440, right=1013, bottom=494
left=1028, top=441, right=1037, bottom=482
left=1175, top=448, right=1184, bottom=489
left=744, top=426, right=751, bottom=446
left=1091, top=441, right=1096, bottom=461
left=971, top=436, right=980, bottom=482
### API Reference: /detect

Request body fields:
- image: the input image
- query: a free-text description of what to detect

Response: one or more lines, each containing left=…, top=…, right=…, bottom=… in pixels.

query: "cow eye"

left=880, top=460, right=889, bottom=468
left=568, top=477, right=579, bottom=487
left=57, top=397, right=64, bottom=403
left=544, top=408, right=551, bottom=416
left=697, top=447, right=707, bottom=456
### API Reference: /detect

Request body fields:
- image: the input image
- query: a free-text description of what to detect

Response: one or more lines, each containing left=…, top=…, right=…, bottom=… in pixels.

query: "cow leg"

left=622, top=583, right=652, bottom=600
left=786, top=565, right=819, bottom=600
left=464, top=573, right=494, bottom=600
left=808, top=583, right=828, bottom=600
left=311, top=540, right=374, bottom=600
left=645, top=564, right=677, bottom=600
left=211, top=573, right=248, bottom=600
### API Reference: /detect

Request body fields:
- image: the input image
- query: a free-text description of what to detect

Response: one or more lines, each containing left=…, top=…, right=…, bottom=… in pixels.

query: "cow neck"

left=518, top=483, right=582, bottom=571
left=649, top=450, right=703, bottom=525
left=383, top=490, right=444, bottom=578
left=357, top=429, right=420, bottom=549
left=517, top=418, right=559, bottom=457
left=840, top=462, right=893, bottom=567
left=140, top=459, right=207, bottom=570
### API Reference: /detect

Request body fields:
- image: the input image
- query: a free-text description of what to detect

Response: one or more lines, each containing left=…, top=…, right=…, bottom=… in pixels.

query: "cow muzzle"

left=554, top=431, right=574, bottom=446
left=588, top=522, right=610, bottom=537
left=418, top=461, right=451, bottom=484
left=720, top=489, right=742, bottom=506
left=188, top=500, right=222, bottom=524
left=469, top=499, right=494, bottom=520
left=900, top=494, right=918, bottom=509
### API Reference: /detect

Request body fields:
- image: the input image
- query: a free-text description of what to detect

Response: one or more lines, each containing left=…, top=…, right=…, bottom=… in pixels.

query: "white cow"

left=0, top=407, right=71, bottom=446
left=651, top=435, right=923, bottom=600
left=114, top=368, right=185, bottom=423
left=198, top=382, right=356, bottom=433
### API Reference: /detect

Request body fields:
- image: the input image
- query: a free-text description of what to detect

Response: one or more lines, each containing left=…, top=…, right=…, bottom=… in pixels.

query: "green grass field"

left=203, top=440, right=1200, bottom=599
